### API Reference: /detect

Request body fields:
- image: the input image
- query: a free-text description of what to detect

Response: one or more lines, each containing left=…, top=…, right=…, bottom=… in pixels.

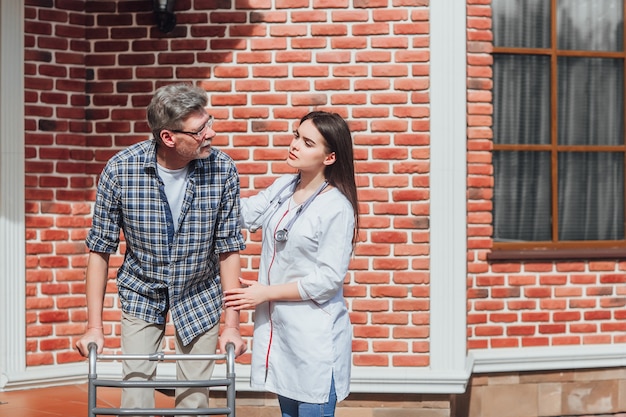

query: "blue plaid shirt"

left=86, top=139, right=245, bottom=346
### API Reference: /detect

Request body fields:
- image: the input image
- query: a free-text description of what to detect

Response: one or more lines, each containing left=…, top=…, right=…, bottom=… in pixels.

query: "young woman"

left=224, top=111, right=359, bottom=417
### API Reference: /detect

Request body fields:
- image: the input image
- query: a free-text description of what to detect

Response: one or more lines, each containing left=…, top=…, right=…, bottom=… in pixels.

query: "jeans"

left=277, top=377, right=337, bottom=417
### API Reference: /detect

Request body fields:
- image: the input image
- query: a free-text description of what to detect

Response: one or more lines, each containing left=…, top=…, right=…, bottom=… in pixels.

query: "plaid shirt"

left=86, top=139, right=245, bottom=346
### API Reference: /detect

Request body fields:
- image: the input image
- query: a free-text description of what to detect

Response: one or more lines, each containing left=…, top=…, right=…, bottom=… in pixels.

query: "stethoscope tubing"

left=248, top=174, right=328, bottom=242
left=248, top=176, right=299, bottom=233
left=274, top=180, right=328, bottom=242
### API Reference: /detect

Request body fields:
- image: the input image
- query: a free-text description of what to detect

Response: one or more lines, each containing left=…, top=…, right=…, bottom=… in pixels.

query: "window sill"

left=487, top=247, right=626, bottom=262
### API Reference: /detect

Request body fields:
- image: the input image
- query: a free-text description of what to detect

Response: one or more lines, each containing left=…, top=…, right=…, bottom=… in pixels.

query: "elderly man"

left=76, top=83, right=246, bottom=415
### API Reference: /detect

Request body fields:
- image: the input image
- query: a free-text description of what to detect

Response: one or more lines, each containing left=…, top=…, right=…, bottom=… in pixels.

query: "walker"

left=87, top=342, right=236, bottom=416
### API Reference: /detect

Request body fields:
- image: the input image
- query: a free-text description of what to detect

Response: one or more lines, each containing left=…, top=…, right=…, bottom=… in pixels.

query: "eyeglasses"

left=170, top=115, right=214, bottom=141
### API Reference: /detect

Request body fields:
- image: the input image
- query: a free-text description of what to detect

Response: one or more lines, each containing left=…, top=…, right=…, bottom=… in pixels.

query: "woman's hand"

left=223, top=277, right=269, bottom=310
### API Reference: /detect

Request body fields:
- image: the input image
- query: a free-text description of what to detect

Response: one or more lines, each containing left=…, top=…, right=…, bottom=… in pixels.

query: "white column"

left=429, top=0, right=468, bottom=372
left=0, top=0, right=26, bottom=389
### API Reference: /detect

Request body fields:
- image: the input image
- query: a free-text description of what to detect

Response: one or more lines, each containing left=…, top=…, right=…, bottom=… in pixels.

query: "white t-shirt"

left=157, top=163, right=189, bottom=226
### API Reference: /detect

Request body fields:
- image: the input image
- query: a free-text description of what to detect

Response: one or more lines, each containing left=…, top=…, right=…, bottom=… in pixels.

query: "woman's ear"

left=324, top=152, right=336, bottom=166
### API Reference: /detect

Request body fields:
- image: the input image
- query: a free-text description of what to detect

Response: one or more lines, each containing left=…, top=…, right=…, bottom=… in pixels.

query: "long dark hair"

left=300, top=111, right=360, bottom=246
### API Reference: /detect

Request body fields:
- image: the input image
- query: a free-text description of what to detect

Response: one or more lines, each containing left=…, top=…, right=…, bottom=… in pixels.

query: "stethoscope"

left=248, top=175, right=328, bottom=242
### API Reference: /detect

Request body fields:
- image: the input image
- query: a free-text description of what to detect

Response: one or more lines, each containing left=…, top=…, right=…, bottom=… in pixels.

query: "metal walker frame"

left=87, top=342, right=236, bottom=416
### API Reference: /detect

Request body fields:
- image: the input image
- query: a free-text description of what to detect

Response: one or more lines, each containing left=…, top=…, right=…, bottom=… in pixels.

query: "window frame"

left=490, top=1, right=626, bottom=258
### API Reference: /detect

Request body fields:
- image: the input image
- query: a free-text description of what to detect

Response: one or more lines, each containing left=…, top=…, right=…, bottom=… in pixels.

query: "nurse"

left=224, top=111, right=360, bottom=417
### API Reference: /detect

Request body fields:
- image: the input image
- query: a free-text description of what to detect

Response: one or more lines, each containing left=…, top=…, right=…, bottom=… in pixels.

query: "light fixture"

left=153, top=0, right=177, bottom=33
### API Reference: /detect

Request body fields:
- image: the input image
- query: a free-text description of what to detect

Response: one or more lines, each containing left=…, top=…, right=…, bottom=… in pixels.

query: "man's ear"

left=324, top=152, right=336, bottom=166
left=160, top=129, right=176, bottom=148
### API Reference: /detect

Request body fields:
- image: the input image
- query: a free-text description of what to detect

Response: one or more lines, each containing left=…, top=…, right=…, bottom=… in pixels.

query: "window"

left=491, top=0, right=626, bottom=255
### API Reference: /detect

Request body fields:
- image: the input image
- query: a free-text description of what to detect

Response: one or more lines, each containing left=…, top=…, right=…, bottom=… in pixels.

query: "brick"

left=584, top=310, right=611, bottom=321
left=371, top=313, right=409, bottom=325
left=353, top=326, right=390, bottom=339
left=26, top=270, right=54, bottom=283
left=411, top=312, right=429, bottom=325
left=475, top=326, right=503, bottom=337
left=393, top=326, right=428, bottom=340
left=352, top=299, right=389, bottom=312
left=393, top=271, right=429, bottom=284
left=57, top=270, right=87, bottom=282
left=353, top=354, right=388, bottom=366
left=600, top=297, right=626, bottom=308
left=492, top=287, right=520, bottom=298
left=569, top=299, right=595, bottom=309
left=393, top=355, right=429, bottom=367
left=371, top=36, right=409, bottom=49
left=373, top=340, right=408, bottom=353
left=39, top=310, right=70, bottom=323
left=586, top=286, right=613, bottom=296
left=490, top=313, right=517, bottom=323
left=55, top=242, right=88, bottom=255
left=26, top=353, right=54, bottom=366
left=571, top=323, right=597, bottom=333
left=491, top=338, right=519, bottom=348
left=539, top=299, right=567, bottom=310
left=522, top=337, right=549, bottom=347
left=57, top=350, right=85, bottom=364
left=291, top=38, right=326, bottom=51
left=552, top=336, right=581, bottom=346
left=40, top=337, right=70, bottom=351
left=475, top=300, right=505, bottom=311
left=468, top=340, right=489, bottom=349
left=230, top=24, right=267, bottom=37
left=26, top=21, right=53, bottom=36
left=582, top=335, right=611, bottom=344
left=468, top=313, right=488, bottom=324
left=236, top=52, right=273, bottom=64
left=274, top=79, right=309, bottom=91
left=26, top=296, right=55, bottom=310
left=353, top=0, right=388, bottom=7
left=393, top=299, right=429, bottom=311
left=56, top=296, right=86, bottom=309
left=601, top=274, right=626, bottom=283
left=601, top=322, right=626, bottom=332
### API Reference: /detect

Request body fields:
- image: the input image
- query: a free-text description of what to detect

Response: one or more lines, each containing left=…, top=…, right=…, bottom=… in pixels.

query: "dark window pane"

left=494, top=151, right=552, bottom=242
left=494, top=55, right=551, bottom=145
left=557, top=57, right=624, bottom=146
left=493, top=0, right=551, bottom=48
left=558, top=152, right=624, bottom=241
left=557, top=0, right=624, bottom=52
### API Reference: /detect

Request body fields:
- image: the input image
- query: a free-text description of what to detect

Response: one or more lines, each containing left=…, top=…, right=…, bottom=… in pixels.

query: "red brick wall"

left=24, top=0, right=93, bottom=366
left=24, top=0, right=626, bottom=371
left=24, top=0, right=432, bottom=367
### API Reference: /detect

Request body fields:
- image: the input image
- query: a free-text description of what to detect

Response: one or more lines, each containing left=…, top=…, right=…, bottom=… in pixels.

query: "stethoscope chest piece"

left=274, top=229, right=289, bottom=242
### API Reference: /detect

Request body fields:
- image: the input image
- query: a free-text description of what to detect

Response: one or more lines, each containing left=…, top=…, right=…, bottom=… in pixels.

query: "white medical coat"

left=240, top=174, right=354, bottom=403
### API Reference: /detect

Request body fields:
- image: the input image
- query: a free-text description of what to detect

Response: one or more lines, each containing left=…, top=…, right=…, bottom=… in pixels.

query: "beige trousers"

left=120, top=311, right=219, bottom=417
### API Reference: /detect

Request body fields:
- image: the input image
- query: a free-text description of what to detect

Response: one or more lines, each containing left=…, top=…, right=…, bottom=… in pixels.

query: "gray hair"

left=147, top=83, right=208, bottom=142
